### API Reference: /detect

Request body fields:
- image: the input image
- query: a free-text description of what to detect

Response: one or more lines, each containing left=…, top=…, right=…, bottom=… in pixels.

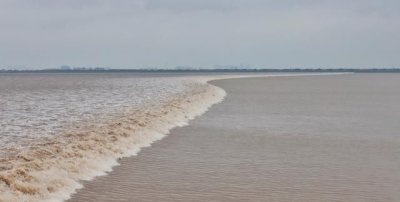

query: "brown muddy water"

left=70, top=73, right=400, bottom=202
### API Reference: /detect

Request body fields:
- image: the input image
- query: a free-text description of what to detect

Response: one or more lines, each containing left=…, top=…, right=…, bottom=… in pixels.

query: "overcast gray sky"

left=1, top=0, right=399, bottom=69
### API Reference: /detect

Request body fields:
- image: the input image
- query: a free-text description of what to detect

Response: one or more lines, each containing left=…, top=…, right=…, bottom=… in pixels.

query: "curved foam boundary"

left=0, top=73, right=349, bottom=202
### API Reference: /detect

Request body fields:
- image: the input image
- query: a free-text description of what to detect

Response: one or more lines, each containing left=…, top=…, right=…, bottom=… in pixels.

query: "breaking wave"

left=0, top=78, right=226, bottom=202
left=0, top=73, right=349, bottom=202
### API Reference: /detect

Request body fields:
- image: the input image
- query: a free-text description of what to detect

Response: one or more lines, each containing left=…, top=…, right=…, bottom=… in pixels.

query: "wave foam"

left=0, top=73, right=349, bottom=202
left=0, top=80, right=226, bottom=202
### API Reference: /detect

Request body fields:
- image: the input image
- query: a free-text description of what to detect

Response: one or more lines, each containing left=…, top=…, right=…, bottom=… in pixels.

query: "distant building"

left=94, top=67, right=106, bottom=71
left=73, top=67, right=87, bottom=71
left=60, top=65, right=71, bottom=70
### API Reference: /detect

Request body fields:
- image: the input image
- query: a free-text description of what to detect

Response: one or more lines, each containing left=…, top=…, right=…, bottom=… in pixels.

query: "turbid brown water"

left=69, top=74, right=400, bottom=202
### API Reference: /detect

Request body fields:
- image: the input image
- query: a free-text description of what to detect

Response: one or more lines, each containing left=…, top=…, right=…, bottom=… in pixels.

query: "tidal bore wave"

left=0, top=79, right=226, bottom=202
left=0, top=73, right=347, bottom=202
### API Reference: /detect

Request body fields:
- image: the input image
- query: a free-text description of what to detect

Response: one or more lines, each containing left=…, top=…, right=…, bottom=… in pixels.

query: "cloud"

left=0, top=0, right=399, bottom=69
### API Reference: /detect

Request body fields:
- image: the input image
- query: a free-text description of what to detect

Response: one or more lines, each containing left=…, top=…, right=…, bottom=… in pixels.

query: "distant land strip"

left=1, top=68, right=400, bottom=73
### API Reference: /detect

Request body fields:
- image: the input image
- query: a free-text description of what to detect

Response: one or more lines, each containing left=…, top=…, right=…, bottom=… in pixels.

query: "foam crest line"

left=0, top=78, right=226, bottom=202
left=0, top=73, right=349, bottom=202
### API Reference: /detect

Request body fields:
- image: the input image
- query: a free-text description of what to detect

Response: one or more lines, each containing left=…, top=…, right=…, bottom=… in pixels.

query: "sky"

left=0, top=0, right=399, bottom=69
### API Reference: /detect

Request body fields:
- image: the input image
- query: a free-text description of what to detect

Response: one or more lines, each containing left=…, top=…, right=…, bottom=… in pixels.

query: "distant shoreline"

left=1, top=68, right=400, bottom=74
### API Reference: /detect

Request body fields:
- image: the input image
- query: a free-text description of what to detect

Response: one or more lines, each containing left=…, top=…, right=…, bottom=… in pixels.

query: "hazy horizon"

left=1, top=0, right=400, bottom=70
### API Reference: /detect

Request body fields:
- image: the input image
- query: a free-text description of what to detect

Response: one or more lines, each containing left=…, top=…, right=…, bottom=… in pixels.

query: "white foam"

left=0, top=77, right=226, bottom=201
left=0, top=73, right=349, bottom=202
